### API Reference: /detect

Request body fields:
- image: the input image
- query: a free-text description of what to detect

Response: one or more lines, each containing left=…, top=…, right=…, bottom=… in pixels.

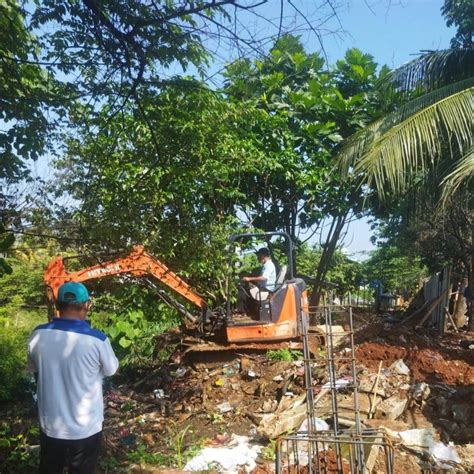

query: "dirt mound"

left=355, top=342, right=474, bottom=385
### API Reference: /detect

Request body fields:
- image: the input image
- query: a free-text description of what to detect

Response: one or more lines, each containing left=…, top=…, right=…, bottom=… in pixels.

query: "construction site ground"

left=1, top=310, right=473, bottom=473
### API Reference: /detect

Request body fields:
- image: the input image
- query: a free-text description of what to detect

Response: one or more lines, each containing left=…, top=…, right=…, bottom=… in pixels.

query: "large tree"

left=224, top=36, right=392, bottom=304
left=0, top=0, right=66, bottom=275
left=338, top=2, right=474, bottom=328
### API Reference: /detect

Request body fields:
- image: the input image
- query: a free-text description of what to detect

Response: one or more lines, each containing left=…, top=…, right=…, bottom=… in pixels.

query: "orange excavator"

left=44, top=232, right=309, bottom=344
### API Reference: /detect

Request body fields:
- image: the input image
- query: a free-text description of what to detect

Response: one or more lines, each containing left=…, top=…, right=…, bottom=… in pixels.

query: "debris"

left=397, top=428, right=436, bottom=452
left=184, top=434, right=262, bottom=473
left=217, top=401, right=233, bottom=413
left=247, top=370, right=257, bottom=379
left=272, top=375, right=284, bottom=382
left=313, top=325, right=347, bottom=347
left=358, top=373, right=387, bottom=397
left=374, top=395, right=408, bottom=421
left=412, top=382, right=431, bottom=402
left=257, top=391, right=330, bottom=439
left=389, top=359, right=410, bottom=376
left=298, top=417, right=330, bottom=433
left=430, top=442, right=461, bottom=469
left=339, top=392, right=382, bottom=419
left=261, top=400, right=277, bottom=413
left=214, top=378, right=225, bottom=387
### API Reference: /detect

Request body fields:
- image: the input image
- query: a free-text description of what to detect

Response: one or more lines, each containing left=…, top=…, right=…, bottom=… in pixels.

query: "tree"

left=3, top=1, right=342, bottom=275
left=51, top=84, right=260, bottom=300
left=442, top=0, right=474, bottom=48
left=364, top=244, right=427, bottom=297
left=338, top=3, right=474, bottom=328
left=0, top=0, right=67, bottom=274
left=224, top=37, right=392, bottom=305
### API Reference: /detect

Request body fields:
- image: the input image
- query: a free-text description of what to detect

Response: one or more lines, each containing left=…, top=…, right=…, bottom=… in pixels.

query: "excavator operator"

left=237, top=247, right=276, bottom=315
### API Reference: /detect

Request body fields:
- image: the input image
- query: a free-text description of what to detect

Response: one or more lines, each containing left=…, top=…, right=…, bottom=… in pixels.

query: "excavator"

left=44, top=232, right=309, bottom=346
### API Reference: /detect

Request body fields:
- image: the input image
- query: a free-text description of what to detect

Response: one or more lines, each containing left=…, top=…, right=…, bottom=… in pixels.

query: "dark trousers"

left=39, top=430, right=102, bottom=474
left=237, top=284, right=258, bottom=318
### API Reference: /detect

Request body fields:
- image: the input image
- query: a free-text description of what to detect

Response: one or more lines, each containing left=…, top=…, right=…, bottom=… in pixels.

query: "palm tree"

left=338, top=49, right=474, bottom=201
left=337, top=47, right=474, bottom=329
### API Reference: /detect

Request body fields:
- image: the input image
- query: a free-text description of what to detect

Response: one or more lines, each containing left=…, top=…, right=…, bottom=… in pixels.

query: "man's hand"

left=243, top=276, right=251, bottom=282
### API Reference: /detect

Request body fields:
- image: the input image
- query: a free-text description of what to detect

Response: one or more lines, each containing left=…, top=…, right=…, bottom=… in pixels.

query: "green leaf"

left=108, top=326, right=120, bottom=339
left=119, top=337, right=132, bottom=348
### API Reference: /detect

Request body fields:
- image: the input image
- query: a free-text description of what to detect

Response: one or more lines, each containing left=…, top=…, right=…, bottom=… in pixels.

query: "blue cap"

left=58, top=282, right=90, bottom=303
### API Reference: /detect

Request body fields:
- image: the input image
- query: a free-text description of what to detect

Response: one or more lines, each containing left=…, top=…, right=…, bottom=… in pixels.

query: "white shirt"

left=261, top=259, right=277, bottom=290
left=28, top=318, right=119, bottom=440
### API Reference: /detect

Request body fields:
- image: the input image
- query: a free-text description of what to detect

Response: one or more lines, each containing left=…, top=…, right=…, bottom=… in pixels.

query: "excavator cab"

left=225, top=232, right=309, bottom=343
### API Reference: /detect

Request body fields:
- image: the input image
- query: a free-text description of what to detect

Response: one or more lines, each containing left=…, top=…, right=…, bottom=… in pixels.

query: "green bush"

left=0, top=310, right=44, bottom=402
left=0, top=254, right=50, bottom=401
left=90, top=285, right=182, bottom=369
left=266, top=348, right=302, bottom=362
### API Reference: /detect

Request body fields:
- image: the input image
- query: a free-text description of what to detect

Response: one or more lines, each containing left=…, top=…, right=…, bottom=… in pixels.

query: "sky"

left=29, top=0, right=455, bottom=258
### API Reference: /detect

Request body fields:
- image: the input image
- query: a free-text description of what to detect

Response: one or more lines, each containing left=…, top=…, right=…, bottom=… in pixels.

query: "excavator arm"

left=44, top=245, right=208, bottom=321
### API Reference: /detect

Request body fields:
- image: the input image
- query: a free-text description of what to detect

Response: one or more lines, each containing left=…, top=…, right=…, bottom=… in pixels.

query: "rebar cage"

left=276, top=429, right=394, bottom=474
left=276, top=296, right=395, bottom=473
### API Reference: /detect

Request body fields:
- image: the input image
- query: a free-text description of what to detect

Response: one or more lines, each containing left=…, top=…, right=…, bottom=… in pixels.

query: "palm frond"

left=338, top=77, right=474, bottom=174
left=383, top=49, right=474, bottom=93
left=353, top=86, right=473, bottom=198
left=439, top=147, right=474, bottom=206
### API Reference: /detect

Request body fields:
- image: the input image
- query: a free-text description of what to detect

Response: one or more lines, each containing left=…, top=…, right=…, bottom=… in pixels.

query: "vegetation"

left=0, top=0, right=472, bottom=469
left=267, top=348, right=302, bottom=362
left=0, top=256, right=46, bottom=401
left=337, top=0, right=473, bottom=325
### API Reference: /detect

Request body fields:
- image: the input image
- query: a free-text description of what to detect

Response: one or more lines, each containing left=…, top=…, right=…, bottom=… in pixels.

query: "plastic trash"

left=299, top=417, right=330, bottom=434
left=175, top=367, right=187, bottom=378
left=273, top=375, right=284, bottom=382
left=390, top=359, right=410, bottom=376
left=184, top=434, right=262, bottom=473
left=430, top=442, right=461, bottom=469
left=153, top=389, right=165, bottom=399
left=217, top=401, right=233, bottom=413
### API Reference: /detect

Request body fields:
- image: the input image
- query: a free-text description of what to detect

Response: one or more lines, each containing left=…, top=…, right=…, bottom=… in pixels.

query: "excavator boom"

left=44, top=245, right=207, bottom=318
left=44, top=233, right=307, bottom=350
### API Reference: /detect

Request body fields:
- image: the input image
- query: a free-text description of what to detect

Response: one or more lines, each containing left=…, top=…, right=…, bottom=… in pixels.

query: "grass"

left=266, top=348, right=302, bottom=362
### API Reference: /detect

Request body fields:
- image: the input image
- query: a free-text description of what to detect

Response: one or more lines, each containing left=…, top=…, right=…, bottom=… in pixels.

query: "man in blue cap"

left=28, top=282, right=119, bottom=473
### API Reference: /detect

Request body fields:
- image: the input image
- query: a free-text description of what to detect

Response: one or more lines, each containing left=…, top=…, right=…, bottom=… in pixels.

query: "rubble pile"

left=2, top=310, right=471, bottom=473
left=97, top=315, right=474, bottom=473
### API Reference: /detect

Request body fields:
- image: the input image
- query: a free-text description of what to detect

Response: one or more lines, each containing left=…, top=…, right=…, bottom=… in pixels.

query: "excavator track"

left=175, top=333, right=322, bottom=367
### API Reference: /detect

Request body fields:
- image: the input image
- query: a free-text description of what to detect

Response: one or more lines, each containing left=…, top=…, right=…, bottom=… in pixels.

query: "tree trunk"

left=308, top=212, right=349, bottom=313
left=453, top=278, right=467, bottom=328
left=468, top=224, right=474, bottom=332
